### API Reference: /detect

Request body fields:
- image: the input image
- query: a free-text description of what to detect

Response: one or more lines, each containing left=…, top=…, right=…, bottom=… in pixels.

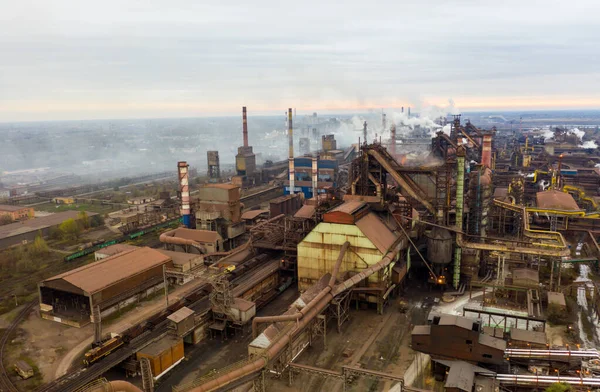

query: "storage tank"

left=426, top=226, right=453, bottom=264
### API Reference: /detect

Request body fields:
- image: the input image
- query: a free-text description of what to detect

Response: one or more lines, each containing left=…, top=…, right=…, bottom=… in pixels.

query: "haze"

left=1, top=0, right=600, bottom=122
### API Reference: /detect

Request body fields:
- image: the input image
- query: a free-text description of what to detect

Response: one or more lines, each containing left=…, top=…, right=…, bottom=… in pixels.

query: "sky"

left=1, top=0, right=600, bottom=121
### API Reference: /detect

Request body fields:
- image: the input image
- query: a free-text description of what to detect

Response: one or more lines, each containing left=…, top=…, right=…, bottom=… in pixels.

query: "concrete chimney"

left=242, top=106, right=248, bottom=147
left=177, top=161, right=191, bottom=228
left=401, top=106, right=404, bottom=113
left=312, top=156, right=318, bottom=200
left=288, top=108, right=295, bottom=195
left=408, top=107, right=411, bottom=117
left=481, top=132, right=493, bottom=168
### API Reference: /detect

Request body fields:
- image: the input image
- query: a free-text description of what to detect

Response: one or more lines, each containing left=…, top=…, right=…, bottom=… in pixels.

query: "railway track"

left=0, top=301, right=36, bottom=392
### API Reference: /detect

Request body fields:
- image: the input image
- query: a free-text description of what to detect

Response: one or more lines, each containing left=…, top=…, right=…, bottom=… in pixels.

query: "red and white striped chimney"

left=177, top=161, right=191, bottom=227
left=242, top=106, right=248, bottom=147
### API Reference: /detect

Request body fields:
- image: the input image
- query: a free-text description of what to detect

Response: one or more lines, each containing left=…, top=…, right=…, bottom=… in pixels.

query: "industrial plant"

left=3, top=106, right=600, bottom=392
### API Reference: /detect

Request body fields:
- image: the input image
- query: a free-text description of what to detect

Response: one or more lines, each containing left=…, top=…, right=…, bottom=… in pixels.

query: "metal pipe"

left=252, top=242, right=350, bottom=337
left=288, top=108, right=295, bottom=195
left=363, top=121, right=368, bottom=144
left=159, top=228, right=206, bottom=253
left=87, top=380, right=144, bottom=392
left=242, top=106, right=249, bottom=147
left=189, top=240, right=403, bottom=392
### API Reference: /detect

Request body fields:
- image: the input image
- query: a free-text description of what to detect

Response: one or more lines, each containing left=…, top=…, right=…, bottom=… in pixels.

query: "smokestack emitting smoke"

left=242, top=106, right=248, bottom=147
left=408, top=107, right=411, bottom=117
left=401, top=106, right=404, bottom=113
left=288, top=108, right=295, bottom=195
left=177, top=161, right=191, bottom=228
left=363, top=121, right=368, bottom=144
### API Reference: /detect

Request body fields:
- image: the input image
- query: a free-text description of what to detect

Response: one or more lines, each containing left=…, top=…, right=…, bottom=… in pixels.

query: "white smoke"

left=442, top=124, right=451, bottom=136
left=571, top=127, right=585, bottom=140
left=580, top=141, right=598, bottom=149
left=540, top=126, right=554, bottom=140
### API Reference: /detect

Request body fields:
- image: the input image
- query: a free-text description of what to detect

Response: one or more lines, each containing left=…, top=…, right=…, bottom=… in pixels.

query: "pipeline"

left=159, top=228, right=207, bottom=253
left=187, top=238, right=406, bottom=392
left=495, top=374, right=600, bottom=387
left=563, top=185, right=599, bottom=210
left=251, top=242, right=350, bottom=337
left=505, top=348, right=600, bottom=359
left=88, top=380, right=143, bottom=392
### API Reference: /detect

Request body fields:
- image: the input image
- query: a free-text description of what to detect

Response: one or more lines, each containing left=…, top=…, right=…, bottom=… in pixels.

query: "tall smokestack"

left=288, top=108, right=295, bottom=195
left=242, top=106, right=248, bottom=147
left=408, top=107, right=411, bottom=117
left=177, top=161, right=191, bottom=228
left=390, top=124, right=396, bottom=156
left=312, top=156, right=318, bottom=200
left=481, top=132, right=493, bottom=168
left=401, top=106, right=404, bottom=114
left=363, top=121, right=368, bottom=145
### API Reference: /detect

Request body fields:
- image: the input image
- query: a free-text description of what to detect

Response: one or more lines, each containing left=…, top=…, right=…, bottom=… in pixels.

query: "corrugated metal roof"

left=156, top=250, right=201, bottom=265
left=536, top=190, right=580, bottom=211
left=167, top=228, right=222, bottom=243
left=331, top=201, right=366, bottom=214
left=96, top=244, right=139, bottom=257
left=241, top=210, right=269, bottom=220
left=232, top=298, right=255, bottom=312
left=205, top=183, right=239, bottom=190
left=479, top=333, right=507, bottom=350
left=438, top=315, right=476, bottom=331
left=445, top=361, right=475, bottom=392
left=412, top=325, right=431, bottom=335
left=355, top=213, right=397, bottom=253
left=294, top=205, right=316, bottom=219
left=43, top=247, right=171, bottom=295
left=167, top=306, right=194, bottom=323
left=510, top=328, right=546, bottom=345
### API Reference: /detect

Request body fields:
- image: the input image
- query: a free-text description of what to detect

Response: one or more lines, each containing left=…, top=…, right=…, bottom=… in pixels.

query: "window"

left=482, top=354, right=492, bottom=359
left=466, top=340, right=473, bottom=344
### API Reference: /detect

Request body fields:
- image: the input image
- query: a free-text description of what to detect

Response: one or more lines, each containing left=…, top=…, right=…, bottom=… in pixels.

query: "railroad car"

left=83, top=335, right=124, bottom=366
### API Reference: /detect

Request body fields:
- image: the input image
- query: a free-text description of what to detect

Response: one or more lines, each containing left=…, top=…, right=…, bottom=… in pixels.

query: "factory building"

left=195, top=183, right=245, bottom=247
left=38, top=247, right=173, bottom=326
left=0, top=210, right=97, bottom=250
left=207, top=150, right=220, bottom=182
left=296, top=201, right=407, bottom=310
left=0, top=204, right=34, bottom=222
left=283, top=156, right=338, bottom=199
left=94, top=244, right=138, bottom=260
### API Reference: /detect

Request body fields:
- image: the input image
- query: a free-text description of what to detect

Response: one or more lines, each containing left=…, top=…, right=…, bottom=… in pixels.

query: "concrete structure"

left=0, top=204, right=34, bottom=222
left=196, top=184, right=245, bottom=246
left=322, top=134, right=337, bottom=151
left=548, top=291, right=567, bottom=311
left=0, top=210, right=97, bottom=250
left=235, top=107, right=256, bottom=179
left=411, top=314, right=507, bottom=366
left=510, top=268, right=539, bottom=288
left=160, top=227, right=223, bottom=254
left=284, top=156, right=338, bottom=198
left=127, top=196, right=156, bottom=205
left=297, top=201, right=404, bottom=307
left=178, top=161, right=192, bottom=228
left=207, top=151, right=220, bottom=182
left=39, top=247, right=173, bottom=326
left=508, top=328, right=547, bottom=349
left=167, top=306, right=195, bottom=337
left=240, top=209, right=269, bottom=226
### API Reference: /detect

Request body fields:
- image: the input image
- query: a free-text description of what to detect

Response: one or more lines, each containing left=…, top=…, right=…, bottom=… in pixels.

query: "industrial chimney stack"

left=242, top=106, right=249, bottom=147
left=288, top=108, right=295, bottom=195
left=177, top=161, right=191, bottom=228
left=363, top=121, right=368, bottom=145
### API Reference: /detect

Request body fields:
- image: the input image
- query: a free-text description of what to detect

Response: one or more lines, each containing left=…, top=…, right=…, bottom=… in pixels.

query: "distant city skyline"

left=2, top=0, right=599, bottom=122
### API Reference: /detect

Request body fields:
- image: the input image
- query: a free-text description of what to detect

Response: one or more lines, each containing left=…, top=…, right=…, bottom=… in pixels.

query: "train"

left=83, top=335, right=124, bottom=366
left=64, top=218, right=182, bottom=262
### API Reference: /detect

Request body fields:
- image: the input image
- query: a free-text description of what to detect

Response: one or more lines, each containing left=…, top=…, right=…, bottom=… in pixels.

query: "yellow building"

left=53, top=197, right=75, bottom=205
left=297, top=201, right=406, bottom=309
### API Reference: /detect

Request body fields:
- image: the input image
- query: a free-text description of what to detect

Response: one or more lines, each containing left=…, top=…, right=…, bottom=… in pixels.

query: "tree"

left=0, top=215, right=13, bottom=226
left=546, top=383, right=572, bottom=392
left=78, top=211, right=90, bottom=229
left=31, top=235, right=50, bottom=256
left=58, top=218, right=81, bottom=240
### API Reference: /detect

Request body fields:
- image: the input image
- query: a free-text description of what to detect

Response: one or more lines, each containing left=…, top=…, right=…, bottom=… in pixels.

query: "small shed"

left=548, top=291, right=567, bottom=311
left=509, top=328, right=547, bottom=349
left=167, top=306, right=195, bottom=337
left=228, top=298, right=256, bottom=325
left=14, top=360, right=34, bottom=379
left=240, top=209, right=269, bottom=226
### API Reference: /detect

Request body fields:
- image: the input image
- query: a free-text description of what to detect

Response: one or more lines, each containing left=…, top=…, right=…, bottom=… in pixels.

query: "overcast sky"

left=1, top=0, right=599, bottom=121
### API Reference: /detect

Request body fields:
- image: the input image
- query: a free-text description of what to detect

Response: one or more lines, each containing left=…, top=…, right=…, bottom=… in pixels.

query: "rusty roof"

left=43, top=247, right=171, bottom=295
left=241, top=209, right=269, bottom=220
left=167, top=228, right=222, bottom=243
left=204, top=183, right=239, bottom=190
left=356, top=213, right=398, bottom=253
left=411, top=325, right=431, bottom=335
left=536, top=190, right=581, bottom=211
left=157, top=250, right=201, bottom=265
left=331, top=201, right=367, bottom=214
left=294, top=205, right=316, bottom=219
left=96, top=244, right=139, bottom=257
left=232, top=298, right=255, bottom=312
left=0, top=204, right=30, bottom=212
left=479, top=333, right=507, bottom=350
left=438, top=314, right=477, bottom=331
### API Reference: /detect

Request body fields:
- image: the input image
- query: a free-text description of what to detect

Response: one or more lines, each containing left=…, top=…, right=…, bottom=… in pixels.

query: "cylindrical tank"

left=426, top=226, right=453, bottom=264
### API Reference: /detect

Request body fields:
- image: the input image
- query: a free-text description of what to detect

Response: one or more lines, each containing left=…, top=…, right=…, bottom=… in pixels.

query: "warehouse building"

left=39, top=247, right=173, bottom=327
left=0, top=204, right=34, bottom=222
left=0, top=210, right=97, bottom=250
